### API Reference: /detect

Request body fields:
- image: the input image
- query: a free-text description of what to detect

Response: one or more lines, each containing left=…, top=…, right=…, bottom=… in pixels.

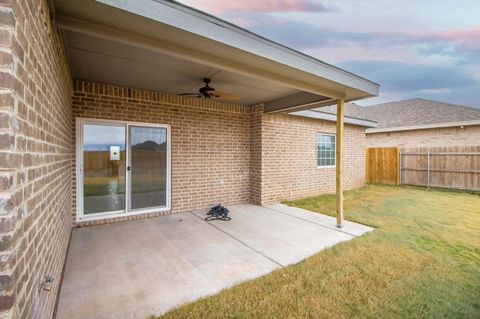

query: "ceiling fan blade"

left=210, top=90, right=240, bottom=101
left=177, top=93, right=202, bottom=97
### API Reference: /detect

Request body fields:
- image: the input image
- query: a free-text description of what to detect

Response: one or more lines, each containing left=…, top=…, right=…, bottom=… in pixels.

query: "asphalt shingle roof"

left=316, top=98, right=480, bottom=129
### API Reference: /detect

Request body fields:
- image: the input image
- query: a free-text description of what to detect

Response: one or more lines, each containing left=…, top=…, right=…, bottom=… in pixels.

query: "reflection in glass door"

left=128, top=126, right=167, bottom=211
left=82, top=124, right=126, bottom=215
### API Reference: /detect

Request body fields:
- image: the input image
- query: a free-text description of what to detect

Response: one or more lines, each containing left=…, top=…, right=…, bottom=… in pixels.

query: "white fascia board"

left=366, top=120, right=480, bottom=133
left=96, top=0, right=379, bottom=97
left=291, top=110, right=378, bottom=128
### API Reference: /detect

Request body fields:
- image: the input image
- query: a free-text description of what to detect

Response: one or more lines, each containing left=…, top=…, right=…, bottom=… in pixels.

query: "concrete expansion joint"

left=189, top=211, right=285, bottom=268
left=263, top=205, right=358, bottom=238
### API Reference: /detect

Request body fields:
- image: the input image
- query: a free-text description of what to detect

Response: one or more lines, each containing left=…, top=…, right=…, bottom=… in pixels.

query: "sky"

left=176, top=0, right=480, bottom=108
left=84, top=125, right=125, bottom=149
left=83, top=125, right=167, bottom=149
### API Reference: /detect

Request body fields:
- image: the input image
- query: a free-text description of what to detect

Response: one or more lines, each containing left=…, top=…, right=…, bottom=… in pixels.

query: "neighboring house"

left=362, top=99, right=480, bottom=148
left=0, top=0, right=379, bottom=318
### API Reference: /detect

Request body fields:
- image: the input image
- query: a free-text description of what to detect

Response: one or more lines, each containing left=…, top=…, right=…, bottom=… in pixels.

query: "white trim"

left=125, top=124, right=130, bottom=213
left=265, top=96, right=337, bottom=114
left=366, top=120, right=480, bottom=134
left=291, top=110, right=378, bottom=128
left=316, top=133, right=336, bottom=168
left=76, top=118, right=171, bottom=222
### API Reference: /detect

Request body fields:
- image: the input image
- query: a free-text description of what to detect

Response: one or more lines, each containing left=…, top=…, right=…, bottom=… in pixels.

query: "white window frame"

left=76, top=117, right=171, bottom=222
left=316, top=133, right=336, bottom=168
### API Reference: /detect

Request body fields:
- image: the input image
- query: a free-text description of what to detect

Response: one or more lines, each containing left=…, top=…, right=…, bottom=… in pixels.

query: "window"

left=316, top=134, right=336, bottom=167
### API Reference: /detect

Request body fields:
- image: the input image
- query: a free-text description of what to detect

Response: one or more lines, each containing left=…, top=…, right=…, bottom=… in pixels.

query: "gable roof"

left=299, top=98, right=480, bottom=131
left=362, top=98, right=480, bottom=129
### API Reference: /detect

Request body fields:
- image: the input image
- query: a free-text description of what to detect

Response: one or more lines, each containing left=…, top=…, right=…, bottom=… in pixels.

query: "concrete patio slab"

left=192, top=204, right=355, bottom=267
left=56, top=204, right=373, bottom=319
left=266, top=203, right=374, bottom=237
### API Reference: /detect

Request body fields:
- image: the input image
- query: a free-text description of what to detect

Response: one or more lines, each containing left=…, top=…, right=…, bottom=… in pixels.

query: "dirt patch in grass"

left=157, top=185, right=480, bottom=319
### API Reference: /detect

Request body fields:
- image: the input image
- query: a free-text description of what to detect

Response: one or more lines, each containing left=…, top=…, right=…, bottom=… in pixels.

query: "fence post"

left=398, top=149, right=402, bottom=185
left=426, top=151, right=430, bottom=189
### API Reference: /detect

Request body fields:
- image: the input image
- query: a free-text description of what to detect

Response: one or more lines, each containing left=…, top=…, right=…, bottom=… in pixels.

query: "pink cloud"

left=404, top=27, right=480, bottom=49
left=181, top=0, right=330, bottom=13
left=434, top=27, right=480, bottom=49
left=396, top=27, right=480, bottom=61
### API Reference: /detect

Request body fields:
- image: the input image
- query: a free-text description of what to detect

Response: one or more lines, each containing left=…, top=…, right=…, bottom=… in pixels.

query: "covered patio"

left=56, top=204, right=372, bottom=318
left=50, top=0, right=378, bottom=317
left=54, top=0, right=378, bottom=227
left=2, top=0, right=381, bottom=318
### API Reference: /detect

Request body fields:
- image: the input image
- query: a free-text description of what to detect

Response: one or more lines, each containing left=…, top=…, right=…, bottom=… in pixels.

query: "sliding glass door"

left=77, top=119, right=170, bottom=221
left=82, top=123, right=126, bottom=215
left=128, top=126, right=168, bottom=211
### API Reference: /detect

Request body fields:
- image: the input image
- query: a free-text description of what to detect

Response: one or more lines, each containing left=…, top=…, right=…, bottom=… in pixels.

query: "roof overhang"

left=292, top=110, right=378, bottom=128
left=366, top=120, right=480, bottom=133
left=52, top=0, right=379, bottom=112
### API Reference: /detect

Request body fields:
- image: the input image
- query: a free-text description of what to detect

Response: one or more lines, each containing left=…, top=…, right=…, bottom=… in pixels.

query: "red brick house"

left=0, top=0, right=379, bottom=317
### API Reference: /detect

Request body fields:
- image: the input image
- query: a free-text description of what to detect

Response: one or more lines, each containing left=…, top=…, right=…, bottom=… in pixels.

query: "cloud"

left=180, top=0, right=332, bottom=13
left=242, top=16, right=372, bottom=49
left=177, top=1, right=479, bottom=107
left=429, top=27, right=480, bottom=49
left=339, top=60, right=480, bottom=108
left=237, top=16, right=480, bottom=65
left=414, top=27, right=480, bottom=64
left=339, top=60, right=475, bottom=91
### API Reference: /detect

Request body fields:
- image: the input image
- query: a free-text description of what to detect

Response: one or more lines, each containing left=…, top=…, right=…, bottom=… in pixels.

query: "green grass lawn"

left=157, top=185, right=480, bottom=319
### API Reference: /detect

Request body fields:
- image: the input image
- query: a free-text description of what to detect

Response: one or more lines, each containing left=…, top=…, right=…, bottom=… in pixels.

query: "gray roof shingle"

left=361, top=98, right=480, bottom=128
left=315, top=98, right=480, bottom=129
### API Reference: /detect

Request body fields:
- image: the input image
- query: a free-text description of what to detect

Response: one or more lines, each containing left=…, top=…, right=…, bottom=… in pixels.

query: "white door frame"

left=76, top=117, right=171, bottom=222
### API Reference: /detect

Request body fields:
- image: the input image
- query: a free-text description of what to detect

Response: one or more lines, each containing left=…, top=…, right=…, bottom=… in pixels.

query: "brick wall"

left=0, top=1, right=72, bottom=318
left=255, top=108, right=366, bottom=204
left=72, top=80, right=252, bottom=226
left=366, top=125, right=480, bottom=148
left=72, top=82, right=367, bottom=223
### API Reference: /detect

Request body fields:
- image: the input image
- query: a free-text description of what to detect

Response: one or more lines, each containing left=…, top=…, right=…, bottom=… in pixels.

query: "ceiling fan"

left=178, top=78, right=240, bottom=101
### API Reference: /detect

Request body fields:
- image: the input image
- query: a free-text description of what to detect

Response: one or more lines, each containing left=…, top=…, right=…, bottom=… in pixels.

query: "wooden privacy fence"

left=400, top=146, right=480, bottom=191
left=365, top=147, right=400, bottom=185
left=366, top=146, right=480, bottom=191
left=83, top=149, right=167, bottom=177
left=83, top=150, right=126, bottom=177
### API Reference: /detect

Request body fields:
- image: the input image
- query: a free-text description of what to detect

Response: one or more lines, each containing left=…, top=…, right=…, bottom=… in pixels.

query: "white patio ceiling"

left=61, top=29, right=299, bottom=106
left=52, top=0, right=379, bottom=112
